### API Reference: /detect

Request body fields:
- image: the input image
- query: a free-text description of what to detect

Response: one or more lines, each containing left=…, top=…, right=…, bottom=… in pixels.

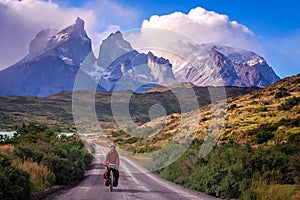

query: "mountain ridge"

left=0, top=18, right=280, bottom=97
left=0, top=17, right=93, bottom=97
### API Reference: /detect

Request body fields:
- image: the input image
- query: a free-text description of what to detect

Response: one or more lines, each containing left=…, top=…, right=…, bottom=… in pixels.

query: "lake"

left=0, top=132, right=74, bottom=140
left=0, top=131, right=17, bottom=140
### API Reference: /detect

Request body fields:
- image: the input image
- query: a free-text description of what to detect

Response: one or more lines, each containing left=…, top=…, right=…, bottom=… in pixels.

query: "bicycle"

left=105, top=164, right=118, bottom=192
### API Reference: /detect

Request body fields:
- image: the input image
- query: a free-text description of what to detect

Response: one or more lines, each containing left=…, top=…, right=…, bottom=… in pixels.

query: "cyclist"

left=103, top=145, right=120, bottom=187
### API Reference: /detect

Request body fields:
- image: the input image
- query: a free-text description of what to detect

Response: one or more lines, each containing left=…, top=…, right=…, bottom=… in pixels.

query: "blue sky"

left=61, top=0, right=300, bottom=78
left=1, top=0, right=300, bottom=78
left=55, top=0, right=300, bottom=34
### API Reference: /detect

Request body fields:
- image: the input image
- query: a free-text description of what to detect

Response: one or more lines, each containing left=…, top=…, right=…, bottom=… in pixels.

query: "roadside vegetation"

left=157, top=137, right=300, bottom=199
left=0, top=123, right=92, bottom=200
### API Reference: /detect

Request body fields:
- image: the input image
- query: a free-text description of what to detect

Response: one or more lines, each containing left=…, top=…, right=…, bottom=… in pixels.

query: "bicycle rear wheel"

left=109, top=182, right=113, bottom=192
left=109, top=172, right=113, bottom=192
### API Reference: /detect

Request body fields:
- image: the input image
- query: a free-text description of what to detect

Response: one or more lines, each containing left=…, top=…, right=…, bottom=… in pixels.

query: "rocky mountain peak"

left=97, top=31, right=133, bottom=68
left=75, top=17, right=85, bottom=29
left=107, top=31, right=122, bottom=39
left=0, top=19, right=281, bottom=97
left=42, top=17, right=93, bottom=65
left=29, top=28, right=58, bottom=55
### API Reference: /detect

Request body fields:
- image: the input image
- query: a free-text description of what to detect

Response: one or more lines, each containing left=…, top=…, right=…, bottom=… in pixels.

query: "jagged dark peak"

left=35, top=28, right=58, bottom=39
left=147, top=51, right=155, bottom=58
left=75, top=17, right=85, bottom=29
left=29, top=28, right=58, bottom=55
left=64, top=17, right=85, bottom=34
left=97, top=31, right=134, bottom=68
left=34, top=17, right=93, bottom=66
left=103, top=31, right=132, bottom=50
left=28, top=17, right=88, bottom=56
left=147, top=51, right=170, bottom=65
left=107, top=31, right=122, bottom=39
left=209, top=46, right=228, bottom=60
left=48, top=17, right=87, bottom=45
left=201, top=43, right=266, bottom=65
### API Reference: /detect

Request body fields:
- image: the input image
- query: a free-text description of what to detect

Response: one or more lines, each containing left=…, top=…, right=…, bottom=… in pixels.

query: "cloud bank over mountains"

left=0, top=0, right=136, bottom=70
left=0, top=0, right=260, bottom=71
left=0, top=0, right=92, bottom=69
left=0, top=0, right=299, bottom=77
left=141, top=7, right=260, bottom=50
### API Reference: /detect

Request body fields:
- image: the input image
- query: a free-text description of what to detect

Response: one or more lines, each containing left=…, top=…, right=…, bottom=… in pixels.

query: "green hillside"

left=0, top=86, right=257, bottom=131
left=107, top=74, right=300, bottom=199
left=109, top=74, right=300, bottom=150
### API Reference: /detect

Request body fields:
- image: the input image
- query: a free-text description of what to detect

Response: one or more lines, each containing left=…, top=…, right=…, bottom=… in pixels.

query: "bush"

left=41, top=137, right=92, bottom=185
left=18, top=160, right=54, bottom=192
left=229, top=103, right=237, bottom=110
left=275, top=88, right=290, bottom=99
left=248, top=118, right=300, bottom=144
left=278, top=96, right=300, bottom=111
left=158, top=139, right=300, bottom=199
left=0, top=155, right=32, bottom=200
left=125, top=137, right=139, bottom=144
left=255, top=131, right=274, bottom=144
left=253, top=183, right=300, bottom=200
left=42, top=154, right=73, bottom=185
left=257, top=106, right=268, bottom=112
left=137, top=146, right=156, bottom=153
left=4, top=124, right=93, bottom=189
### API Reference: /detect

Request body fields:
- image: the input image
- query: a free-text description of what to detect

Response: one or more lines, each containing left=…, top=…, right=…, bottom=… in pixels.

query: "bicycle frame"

left=106, top=164, right=117, bottom=192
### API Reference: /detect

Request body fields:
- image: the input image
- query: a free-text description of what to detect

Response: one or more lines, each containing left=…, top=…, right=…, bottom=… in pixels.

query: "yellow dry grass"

left=106, top=74, right=300, bottom=151
left=0, top=144, right=14, bottom=156
left=18, top=159, right=51, bottom=191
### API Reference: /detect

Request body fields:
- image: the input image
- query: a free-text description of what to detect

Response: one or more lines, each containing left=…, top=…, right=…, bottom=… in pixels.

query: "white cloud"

left=138, top=6, right=298, bottom=78
left=0, top=0, right=137, bottom=70
left=140, top=7, right=260, bottom=50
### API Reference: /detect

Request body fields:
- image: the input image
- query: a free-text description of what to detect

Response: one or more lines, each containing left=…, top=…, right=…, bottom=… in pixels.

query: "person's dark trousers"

left=108, top=168, right=119, bottom=187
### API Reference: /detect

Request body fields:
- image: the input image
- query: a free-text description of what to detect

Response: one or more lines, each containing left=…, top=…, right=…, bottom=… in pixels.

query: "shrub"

left=0, top=144, right=14, bottom=156
left=125, top=137, right=139, bottom=144
left=137, top=146, right=156, bottom=153
left=42, top=139, right=92, bottom=185
left=255, top=131, right=274, bottom=144
left=158, top=139, right=300, bottom=199
left=4, top=124, right=92, bottom=188
left=42, top=154, right=73, bottom=185
left=289, top=153, right=300, bottom=184
left=275, top=88, right=290, bottom=99
left=0, top=155, right=32, bottom=200
left=278, top=96, right=300, bottom=111
left=253, top=183, right=300, bottom=200
left=292, top=78, right=300, bottom=84
left=229, top=103, right=237, bottom=110
left=18, top=160, right=54, bottom=192
left=257, top=106, right=268, bottom=112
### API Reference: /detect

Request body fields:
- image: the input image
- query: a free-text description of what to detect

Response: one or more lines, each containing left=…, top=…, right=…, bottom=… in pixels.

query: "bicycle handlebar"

left=106, top=163, right=119, bottom=169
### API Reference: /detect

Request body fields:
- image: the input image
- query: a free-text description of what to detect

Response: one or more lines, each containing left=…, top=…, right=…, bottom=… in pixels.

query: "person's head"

left=110, top=145, right=116, bottom=153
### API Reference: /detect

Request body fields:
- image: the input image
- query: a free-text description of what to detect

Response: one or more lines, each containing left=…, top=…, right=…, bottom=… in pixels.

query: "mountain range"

left=0, top=18, right=280, bottom=97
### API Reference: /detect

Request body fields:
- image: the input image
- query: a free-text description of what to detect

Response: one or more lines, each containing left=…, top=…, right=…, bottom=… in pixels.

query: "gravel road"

left=45, top=141, right=220, bottom=200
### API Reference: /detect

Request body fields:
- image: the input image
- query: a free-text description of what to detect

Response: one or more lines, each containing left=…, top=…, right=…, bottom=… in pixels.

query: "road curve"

left=45, top=140, right=219, bottom=200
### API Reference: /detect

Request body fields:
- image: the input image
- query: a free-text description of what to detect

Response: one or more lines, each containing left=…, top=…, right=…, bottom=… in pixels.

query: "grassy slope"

left=109, top=74, right=300, bottom=151
left=106, top=74, right=300, bottom=199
